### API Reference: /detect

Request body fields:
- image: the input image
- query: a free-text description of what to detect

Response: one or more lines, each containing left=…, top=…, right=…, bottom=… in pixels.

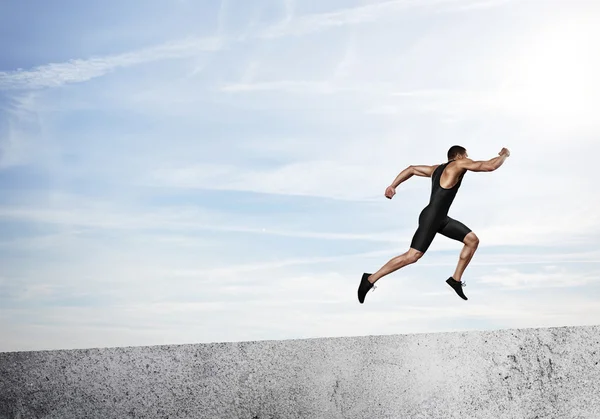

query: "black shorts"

left=410, top=209, right=472, bottom=253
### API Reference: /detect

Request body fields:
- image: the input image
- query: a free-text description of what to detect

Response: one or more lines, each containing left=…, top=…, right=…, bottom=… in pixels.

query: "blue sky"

left=1, top=0, right=600, bottom=352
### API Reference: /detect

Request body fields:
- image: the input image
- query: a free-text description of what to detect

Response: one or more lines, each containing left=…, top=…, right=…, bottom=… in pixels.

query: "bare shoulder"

left=454, top=158, right=474, bottom=169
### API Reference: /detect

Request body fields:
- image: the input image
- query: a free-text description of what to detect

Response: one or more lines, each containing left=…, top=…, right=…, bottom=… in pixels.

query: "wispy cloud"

left=478, top=266, right=600, bottom=290
left=4, top=261, right=598, bottom=351
left=259, top=0, right=517, bottom=38
left=0, top=1, right=516, bottom=94
left=0, top=202, right=410, bottom=243
left=283, top=0, right=296, bottom=22
left=0, top=92, right=45, bottom=168
left=221, top=80, right=336, bottom=93
left=216, top=0, right=230, bottom=38
left=0, top=37, right=222, bottom=90
left=436, top=0, right=517, bottom=12
left=143, top=160, right=390, bottom=201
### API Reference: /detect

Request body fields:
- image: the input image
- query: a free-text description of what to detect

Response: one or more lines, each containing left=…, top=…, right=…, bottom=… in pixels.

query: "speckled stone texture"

left=1, top=325, right=600, bottom=419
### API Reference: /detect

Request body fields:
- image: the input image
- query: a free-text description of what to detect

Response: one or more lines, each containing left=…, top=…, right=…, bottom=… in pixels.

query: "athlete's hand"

left=499, top=147, right=510, bottom=157
left=385, top=185, right=396, bottom=199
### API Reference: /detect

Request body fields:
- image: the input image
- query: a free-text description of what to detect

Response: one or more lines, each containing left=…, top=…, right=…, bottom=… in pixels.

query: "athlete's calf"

left=453, top=232, right=479, bottom=282
left=368, top=247, right=424, bottom=284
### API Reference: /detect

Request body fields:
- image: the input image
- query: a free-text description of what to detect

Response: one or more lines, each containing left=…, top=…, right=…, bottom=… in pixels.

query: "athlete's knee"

left=465, top=232, right=479, bottom=248
left=407, top=248, right=424, bottom=263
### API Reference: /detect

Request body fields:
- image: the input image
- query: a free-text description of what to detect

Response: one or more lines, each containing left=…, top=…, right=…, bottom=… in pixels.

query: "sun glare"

left=498, top=18, right=599, bottom=126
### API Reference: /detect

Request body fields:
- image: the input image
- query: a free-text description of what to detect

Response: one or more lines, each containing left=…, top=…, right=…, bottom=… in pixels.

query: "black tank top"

left=427, top=160, right=465, bottom=215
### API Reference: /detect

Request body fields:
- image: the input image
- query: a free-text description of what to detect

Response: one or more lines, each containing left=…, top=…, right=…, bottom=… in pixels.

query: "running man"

left=358, top=145, right=510, bottom=303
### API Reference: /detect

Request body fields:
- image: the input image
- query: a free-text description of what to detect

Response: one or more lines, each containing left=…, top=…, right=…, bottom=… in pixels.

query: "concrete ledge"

left=2, top=325, right=600, bottom=418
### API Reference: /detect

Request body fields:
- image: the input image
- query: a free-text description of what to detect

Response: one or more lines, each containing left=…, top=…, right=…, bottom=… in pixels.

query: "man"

left=358, top=145, right=510, bottom=303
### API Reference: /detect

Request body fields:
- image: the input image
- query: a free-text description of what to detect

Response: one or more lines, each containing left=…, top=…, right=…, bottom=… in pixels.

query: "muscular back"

left=425, top=161, right=466, bottom=216
left=439, top=161, right=467, bottom=189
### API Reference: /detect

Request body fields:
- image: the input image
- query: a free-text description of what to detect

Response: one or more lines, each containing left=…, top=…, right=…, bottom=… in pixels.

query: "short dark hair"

left=447, top=145, right=466, bottom=160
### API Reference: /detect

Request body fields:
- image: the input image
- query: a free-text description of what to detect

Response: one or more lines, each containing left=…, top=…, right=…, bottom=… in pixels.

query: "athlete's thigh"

left=438, top=216, right=472, bottom=243
left=410, top=208, right=440, bottom=253
left=410, top=224, right=438, bottom=253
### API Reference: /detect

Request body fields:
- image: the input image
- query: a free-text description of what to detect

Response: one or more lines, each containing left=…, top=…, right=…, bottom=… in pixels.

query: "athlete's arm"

left=457, top=159, right=495, bottom=172
left=389, top=165, right=437, bottom=187
left=411, top=165, right=439, bottom=177
left=457, top=150, right=509, bottom=172
left=385, top=165, right=438, bottom=199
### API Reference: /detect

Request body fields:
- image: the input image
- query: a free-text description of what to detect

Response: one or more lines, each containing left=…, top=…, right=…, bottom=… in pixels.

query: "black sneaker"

left=358, top=273, right=376, bottom=304
left=446, top=277, right=468, bottom=300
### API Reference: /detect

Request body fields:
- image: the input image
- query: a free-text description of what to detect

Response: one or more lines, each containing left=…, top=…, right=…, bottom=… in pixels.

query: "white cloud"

left=438, top=0, right=516, bottom=12
left=0, top=37, right=222, bottom=90
left=478, top=266, right=600, bottom=290
left=0, top=199, right=413, bottom=244
left=221, top=80, right=336, bottom=93
left=0, top=92, right=47, bottom=168
left=0, top=1, right=516, bottom=93
left=145, top=159, right=391, bottom=201
left=259, top=0, right=516, bottom=39
left=4, top=261, right=600, bottom=351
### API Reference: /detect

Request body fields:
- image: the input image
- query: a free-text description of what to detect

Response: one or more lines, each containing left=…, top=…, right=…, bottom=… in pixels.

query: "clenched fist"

left=385, top=185, right=396, bottom=199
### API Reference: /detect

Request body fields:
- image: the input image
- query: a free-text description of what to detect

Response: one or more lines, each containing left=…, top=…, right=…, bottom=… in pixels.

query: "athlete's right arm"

left=458, top=149, right=510, bottom=172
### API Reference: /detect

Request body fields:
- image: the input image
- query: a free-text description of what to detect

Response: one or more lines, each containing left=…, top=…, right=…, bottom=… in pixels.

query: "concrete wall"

left=1, top=325, right=599, bottom=419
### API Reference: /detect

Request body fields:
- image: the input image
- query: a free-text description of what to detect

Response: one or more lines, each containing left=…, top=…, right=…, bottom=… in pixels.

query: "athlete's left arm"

left=389, top=165, right=437, bottom=188
left=411, top=165, right=439, bottom=177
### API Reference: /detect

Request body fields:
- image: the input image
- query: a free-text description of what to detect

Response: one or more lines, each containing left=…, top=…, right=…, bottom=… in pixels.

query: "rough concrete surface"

left=1, top=325, right=600, bottom=418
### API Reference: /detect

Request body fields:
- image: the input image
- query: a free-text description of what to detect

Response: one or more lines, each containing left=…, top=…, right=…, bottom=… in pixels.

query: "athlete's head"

left=447, top=145, right=468, bottom=160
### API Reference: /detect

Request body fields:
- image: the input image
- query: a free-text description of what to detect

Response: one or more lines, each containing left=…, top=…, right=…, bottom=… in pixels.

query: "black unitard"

left=410, top=160, right=472, bottom=253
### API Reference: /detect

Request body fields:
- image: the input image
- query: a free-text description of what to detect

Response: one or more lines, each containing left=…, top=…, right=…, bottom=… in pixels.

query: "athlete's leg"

left=358, top=208, right=437, bottom=303
left=367, top=247, right=424, bottom=284
left=437, top=217, right=475, bottom=300
left=358, top=207, right=440, bottom=304
left=453, top=232, right=479, bottom=281
left=438, top=217, right=479, bottom=282
left=368, top=212, right=438, bottom=285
